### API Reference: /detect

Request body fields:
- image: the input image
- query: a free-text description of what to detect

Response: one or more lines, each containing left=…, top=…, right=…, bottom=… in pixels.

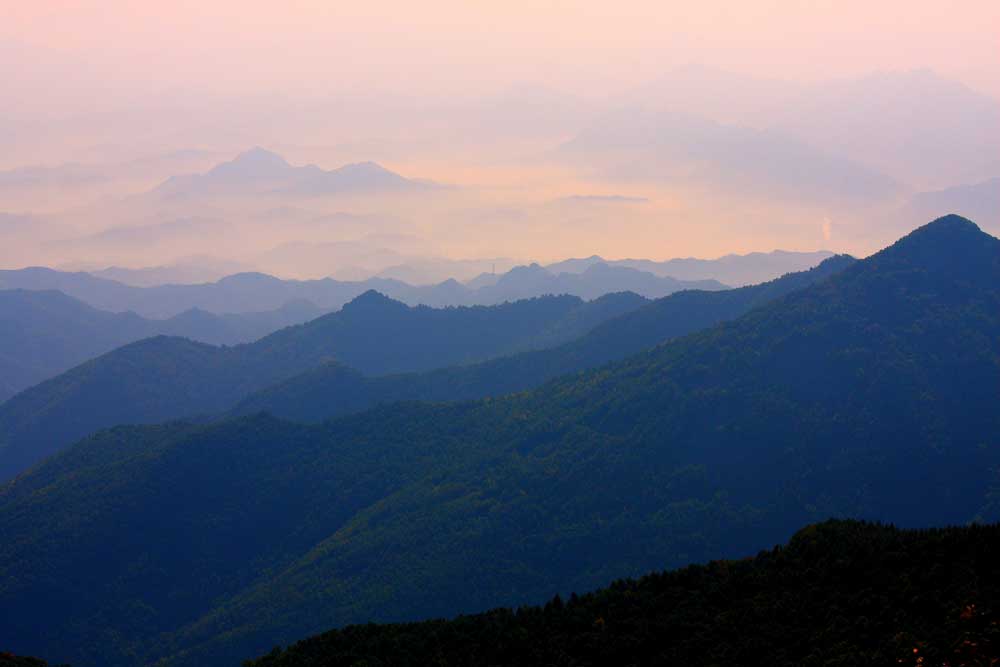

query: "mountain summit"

left=153, top=149, right=433, bottom=198
left=206, top=147, right=291, bottom=182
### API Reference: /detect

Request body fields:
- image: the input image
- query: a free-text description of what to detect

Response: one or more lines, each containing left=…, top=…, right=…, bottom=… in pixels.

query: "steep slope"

left=233, top=253, right=854, bottom=423
left=0, top=292, right=645, bottom=481
left=1, top=216, right=997, bottom=666
left=0, top=290, right=323, bottom=402
left=247, top=520, right=1000, bottom=667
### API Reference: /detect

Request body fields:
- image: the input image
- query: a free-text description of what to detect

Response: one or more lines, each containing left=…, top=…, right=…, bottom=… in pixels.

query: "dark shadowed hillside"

left=246, top=521, right=1000, bottom=667
left=0, top=216, right=996, bottom=666
left=0, top=292, right=644, bottom=481
left=0, top=656, right=54, bottom=667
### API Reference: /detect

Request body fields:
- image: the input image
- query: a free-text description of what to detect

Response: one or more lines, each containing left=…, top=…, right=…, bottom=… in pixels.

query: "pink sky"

left=2, top=1, right=998, bottom=270
left=5, top=1, right=999, bottom=104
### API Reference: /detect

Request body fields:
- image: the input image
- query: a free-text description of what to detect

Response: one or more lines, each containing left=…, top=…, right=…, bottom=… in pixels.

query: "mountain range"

left=152, top=148, right=434, bottom=199
left=1, top=215, right=995, bottom=666
left=0, top=253, right=851, bottom=483
left=0, top=291, right=646, bottom=481
left=0, top=263, right=721, bottom=318
left=555, top=109, right=901, bottom=206
left=0, top=289, right=323, bottom=403
left=231, top=254, right=854, bottom=423
left=618, top=66, right=1000, bottom=191
left=545, top=249, right=835, bottom=286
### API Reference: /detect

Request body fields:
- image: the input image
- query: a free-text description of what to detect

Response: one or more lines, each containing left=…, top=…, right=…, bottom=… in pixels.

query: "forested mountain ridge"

left=232, top=253, right=855, bottom=423
left=246, top=520, right=1000, bottom=667
left=0, top=289, right=323, bottom=402
left=0, top=292, right=644, bottom=481
left=0, top=655, right=55, bottom=667
left=0, top=215, right=996, bottom=666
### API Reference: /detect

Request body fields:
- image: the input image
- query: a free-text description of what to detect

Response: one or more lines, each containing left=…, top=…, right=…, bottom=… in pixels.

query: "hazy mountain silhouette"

left=0, top=262, right=721, bottom=318
left=86, top=255, right=254, bottom=286
left=620, top=66, right=1000, bottom=189
left=467, top=262, right=725, bottom=303
left=772, top=69, right=1000, bottom=190
left=900, top=177, right=1000, bottom=232
left=0, top=292, right=645, bottom=481
left=557, top=109, right=900, bottom=205
left=0, top=150, right=218, bottom=191
left=2, top=216, right=993, bottom=666
left=546, top=249, right=835, bottom=286
left=0, top=290, right=323, bottom=402
left=152, top=148, right=434, bottom=198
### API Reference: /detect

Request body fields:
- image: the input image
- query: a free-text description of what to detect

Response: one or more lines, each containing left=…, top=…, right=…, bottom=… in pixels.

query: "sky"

left=1, top=1, right=998, bottom=275
left=5, top=1, right=999, bottom=103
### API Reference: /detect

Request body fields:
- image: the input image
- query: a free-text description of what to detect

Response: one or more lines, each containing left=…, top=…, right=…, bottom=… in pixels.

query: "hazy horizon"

left=3, top=1, right=999, bottom=279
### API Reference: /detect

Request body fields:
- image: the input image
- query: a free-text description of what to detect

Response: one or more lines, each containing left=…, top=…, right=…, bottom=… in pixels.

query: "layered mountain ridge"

left=0, top=215, right=996, bottom=666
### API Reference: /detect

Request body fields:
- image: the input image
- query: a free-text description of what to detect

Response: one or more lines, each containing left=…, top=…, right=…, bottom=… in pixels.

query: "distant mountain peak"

left=338, top=161, right=390, bottom=173
left=203, top=147, right=291, bottom=183
left=152, top=149, right=433, bottom=197
left=217, top=272, right=284, bottom=287
left=231, top=147, right=289, bottom=167
left=342, top=289, right=407, bottom=312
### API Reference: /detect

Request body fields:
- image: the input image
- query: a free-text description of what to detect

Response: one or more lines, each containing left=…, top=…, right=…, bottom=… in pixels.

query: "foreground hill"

left=0, top=292, right=643, bottom=480
left=247, top=520, right=1000, bottom=667
left=0, top=289, right=322, bottom=402
left=0, top=216, right=996, bottom=666
left=0, top=656, right=53, bottom=667
left=233, top=253, right=854, bottom=423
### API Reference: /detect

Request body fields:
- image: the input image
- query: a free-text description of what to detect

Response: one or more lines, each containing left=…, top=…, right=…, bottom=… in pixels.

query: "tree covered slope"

left=0, top=291, right=643, bottom=481
left=0, top=289, right=322, bottom=402
left=0, top=216, right=996, bottom=666
left=232, top=253, right=855, bottom=423
left=245, top=520, right=1000, bottom=667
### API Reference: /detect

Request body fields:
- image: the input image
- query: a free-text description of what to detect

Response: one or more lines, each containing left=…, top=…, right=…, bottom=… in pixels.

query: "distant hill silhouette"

left=0, top=292, right=645, bottom=481
left=0, top=289, right=323, bottom=402
left=556, top=109, right=900, bottom=205
left=901, top=177, right=1000, bottom=233
left=546, top=249, right=835, bottom=286
left=620, top=66, right=1000, bottom=189
left=152, top=148, right=434, bottom=198
left=0, top=262, right=722, bottom=318
left=1, top=217, right=994, bottom=666
left=467, top=262, right=725, bottom=303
